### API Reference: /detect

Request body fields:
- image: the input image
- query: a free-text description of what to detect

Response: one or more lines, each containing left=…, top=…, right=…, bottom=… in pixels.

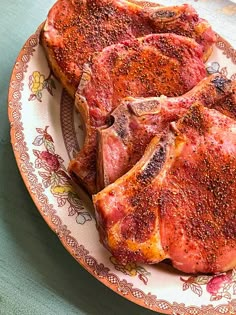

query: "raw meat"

left=41, top=0, right=215, bottom=97
left=97, top=74, right=236, bottom=189
left=69, top=33, right=207, bottom=194
left=93, top=103, right=236, bottom=274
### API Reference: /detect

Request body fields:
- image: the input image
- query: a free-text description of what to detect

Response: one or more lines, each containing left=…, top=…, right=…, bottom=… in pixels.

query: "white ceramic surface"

left=8, top=24, right=236, bottom=315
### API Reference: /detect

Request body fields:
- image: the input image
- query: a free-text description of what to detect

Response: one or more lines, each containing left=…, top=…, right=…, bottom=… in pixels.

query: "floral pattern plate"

left=8, top=22, right=236, bottom=315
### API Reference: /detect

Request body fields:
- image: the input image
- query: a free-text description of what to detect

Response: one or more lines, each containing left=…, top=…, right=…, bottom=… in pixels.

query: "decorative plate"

left=8, top=22, right=236, bottom=315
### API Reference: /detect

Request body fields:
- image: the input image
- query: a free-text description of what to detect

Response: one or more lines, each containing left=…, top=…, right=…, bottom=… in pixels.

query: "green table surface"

left=0, top=1, right=235, bottom=315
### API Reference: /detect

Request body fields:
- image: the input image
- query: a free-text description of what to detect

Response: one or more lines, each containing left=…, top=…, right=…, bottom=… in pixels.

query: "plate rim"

left=8, top=25, right=236, bottom=315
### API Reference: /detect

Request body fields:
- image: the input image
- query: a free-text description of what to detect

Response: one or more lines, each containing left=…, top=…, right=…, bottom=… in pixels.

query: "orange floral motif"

left=28, top=70, right=56, bottom=101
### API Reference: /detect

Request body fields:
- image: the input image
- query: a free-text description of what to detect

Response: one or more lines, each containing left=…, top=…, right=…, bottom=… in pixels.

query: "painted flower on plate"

left=40, top=151, right=60, bottom=172
left=206, top=274, right=231, bottom=295
left=32, top=126, right=92, bottom=225
left=181, top=269, right=236, bottom=301
left=29, top=71, right=45, bottom=94
left=28, top=70, right=56, bottom=101
left=110, top=257, right=151, bottom=284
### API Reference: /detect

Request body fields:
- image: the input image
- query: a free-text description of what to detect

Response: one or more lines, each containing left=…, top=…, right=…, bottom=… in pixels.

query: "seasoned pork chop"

left=93, top=104, right=236, bottom=274
left=41, top=0, right=215, bottom=97
left=126, top=0, right=161, bottom=8
left=97, top=74, right=236, bottom=189
left=68, top=33, right=207, bottom=194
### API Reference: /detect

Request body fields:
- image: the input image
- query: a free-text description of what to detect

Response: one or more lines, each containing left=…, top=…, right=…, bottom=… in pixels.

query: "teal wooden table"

left=0, top=1, right=235, bottom=315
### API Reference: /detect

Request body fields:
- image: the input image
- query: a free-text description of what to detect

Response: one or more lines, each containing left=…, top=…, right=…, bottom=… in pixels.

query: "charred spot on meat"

left=98, top=74, right=236, bottom=189
left=93, top=104, right=236, bottom=274
left=68, top=33, right=207, bottom=194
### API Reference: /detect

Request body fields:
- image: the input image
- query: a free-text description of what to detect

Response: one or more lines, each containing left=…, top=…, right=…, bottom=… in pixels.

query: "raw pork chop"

left=68, top=33, right=207, bottom=194
left=41, top=0, right=215, bottom=97
left=93, top=104, right=236, bottom=274
left=97, top=74, right=236, bottom=189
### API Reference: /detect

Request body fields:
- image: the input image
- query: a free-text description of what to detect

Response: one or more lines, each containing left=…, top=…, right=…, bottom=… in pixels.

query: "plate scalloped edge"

left=8, top=25, right=236, bottom=315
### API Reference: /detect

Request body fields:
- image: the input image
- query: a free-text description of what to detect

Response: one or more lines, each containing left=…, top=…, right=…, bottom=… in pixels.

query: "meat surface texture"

left=93, top=104, right=236, bottom=274
left=68, top=33, right=207, bottom=194
left=41, top=0, right=215, bottom=97
left=97, top=74, right=236, bottom=189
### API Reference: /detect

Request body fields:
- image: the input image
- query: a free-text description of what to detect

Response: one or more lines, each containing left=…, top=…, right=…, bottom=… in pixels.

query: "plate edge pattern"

left=216, top=33, right=236, bottom=64
left=7, top=28, right=236, bottom=315
left=60, top=88, right=80, bottom=160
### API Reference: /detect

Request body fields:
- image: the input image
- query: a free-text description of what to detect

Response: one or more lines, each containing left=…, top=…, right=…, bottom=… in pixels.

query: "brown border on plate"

left=8, top=26, right=236, bottom=315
